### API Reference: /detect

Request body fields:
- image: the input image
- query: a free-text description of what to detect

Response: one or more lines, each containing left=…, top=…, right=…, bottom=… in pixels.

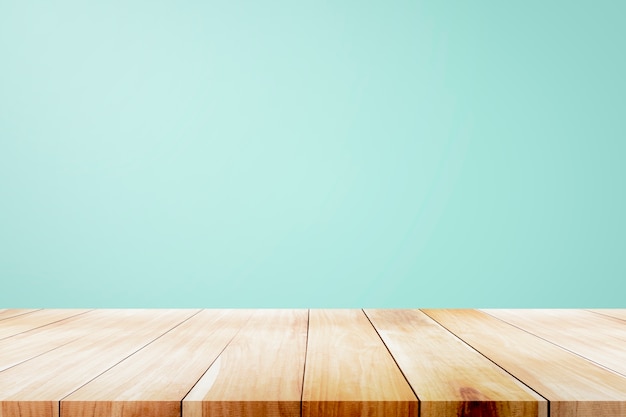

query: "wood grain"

left=0, top=309, right=89, bottom=340
left=0, top=309, right=625, bottom=417
left=423, top=309, right=626, bottom=417
left=302, top=309, right=417, bottom=417
left=483, top=309, right=626, bottom=377
left=0, top=310, right=118, bottom=372
left=588, top=309, right=626, bottom=322
left=62, top=309, right=253, bottom=417
left=183, top=309, right=308, bottom=417
left=0, top=309, right=197, bottom=417
left=365, top=309, right=546, bottom=417
left=0, top=309, right=39, bottom=321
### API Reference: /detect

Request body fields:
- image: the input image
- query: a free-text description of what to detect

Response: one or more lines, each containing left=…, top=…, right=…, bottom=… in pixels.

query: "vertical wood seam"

left=0, top=309, right=43, bottom=323
left=300, top=309, right=310, bottom=417
left=0, top=310, right=94, bottom=342
left=481, top=310, right=626, bottom=378
left=58, top=309, right=204, bottom=412
left=178, top=310, right=256, bottom=415
left=362, top=309, right=420, bottom=416
left=1, top=337, right=80, bottom=373
left=420, top=310, right=550, bottom=411
left=584, top=309, right=626, bottom=323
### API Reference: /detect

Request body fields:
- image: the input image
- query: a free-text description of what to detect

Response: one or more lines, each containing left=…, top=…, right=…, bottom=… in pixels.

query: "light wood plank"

left=0, top=310, right=104, bottom=372
left=0, top=309, right=90, bottom=340
left=0, top=309, right=198, bottom=417
left=183, top=309, right=308, bottom=417
left=588, top=309, right=626, bottom=322
left=0, top=309, right=160, bottom=372
left=365, top=309, right=546, bottom=417
left=423, top=309, right=626, bottom=417
left=302, top=309, right=417, bottom=417
left=62, top=309, right=253, bottom=417
left=483, top=309, right=626, bottom=377
left=0, top=309, right=40, bottom=321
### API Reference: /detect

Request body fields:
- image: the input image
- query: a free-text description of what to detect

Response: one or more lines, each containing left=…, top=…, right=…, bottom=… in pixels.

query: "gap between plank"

left=300, top=309, right=310, bottom=417
left=0, top=310, right=94, bottom=342
left=0, top=309, right=43, bottom=322
left=481, top=309, right=626, bottom=379
left=584, top=309, right=626, bottom=323
left=361, top=309, right=421, bottom=417
left=419, top=309, right=551, bottom=414
left=178, top=309, right=256, bottom=417
left=0, top=337, right=82, bottom=374
left=58, top=309, right=205, bottom=408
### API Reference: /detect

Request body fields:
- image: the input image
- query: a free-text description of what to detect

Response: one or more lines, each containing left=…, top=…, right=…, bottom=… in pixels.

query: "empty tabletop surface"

left=0, top=309, right=625, bottom=417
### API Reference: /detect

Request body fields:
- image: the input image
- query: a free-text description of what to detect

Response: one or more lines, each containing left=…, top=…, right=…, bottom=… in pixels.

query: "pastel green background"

left=1, top=1, right=624, bottom=307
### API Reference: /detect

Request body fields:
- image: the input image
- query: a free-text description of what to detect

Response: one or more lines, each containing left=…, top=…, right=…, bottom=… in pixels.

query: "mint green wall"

left=1, top=1, right=624, bottom=307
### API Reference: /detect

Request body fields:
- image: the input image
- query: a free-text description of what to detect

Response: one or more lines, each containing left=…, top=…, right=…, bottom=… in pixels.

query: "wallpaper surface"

left=1, top=1, right=624, bottom=307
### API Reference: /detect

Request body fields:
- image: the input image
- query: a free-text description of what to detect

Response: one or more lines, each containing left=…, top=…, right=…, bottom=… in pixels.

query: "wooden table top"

left=0, top=309, right=625, bottom=417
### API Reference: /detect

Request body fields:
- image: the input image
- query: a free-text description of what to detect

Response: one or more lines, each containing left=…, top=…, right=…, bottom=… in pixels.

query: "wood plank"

left=0, top=309, right=90, bottom=340
left=0, top=309, right=155, bottom=372
left=183, top=309, right=308, bottom=417
left=62, top=309, right=253, bottom=417
left=423, top=309, right=626, bottom=417
left=365, top=309, right=546, bottom=417
left=0, top=309, right=40, bottom=321
left=0, top=309, right=198, bottom=417
left=588, top=309, right=626, bottom=322
left=302, top=309, right=417, bottom=417
left=483, top=309, right=626, bottom=377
